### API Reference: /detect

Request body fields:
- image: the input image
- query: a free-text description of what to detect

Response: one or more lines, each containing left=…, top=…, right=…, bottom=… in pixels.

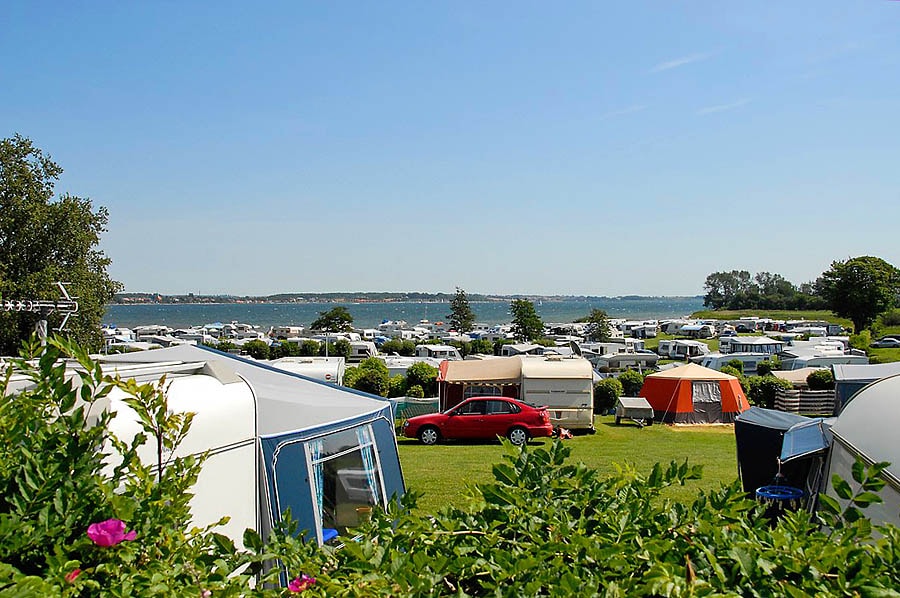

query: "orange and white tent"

left=639, top=363, right=749, bottom=424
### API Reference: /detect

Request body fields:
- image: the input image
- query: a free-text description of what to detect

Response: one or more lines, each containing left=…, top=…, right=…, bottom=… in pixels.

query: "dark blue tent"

left=734, top=407, right=811, bottom=493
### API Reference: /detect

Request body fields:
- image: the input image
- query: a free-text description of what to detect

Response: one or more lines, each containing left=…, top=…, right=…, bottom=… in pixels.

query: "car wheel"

left=507, top=426, right=529, bottom=446
left=418, top=426, right=440, bottom=446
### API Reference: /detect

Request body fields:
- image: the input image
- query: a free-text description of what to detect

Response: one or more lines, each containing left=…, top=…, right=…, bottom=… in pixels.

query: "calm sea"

left=103, top=297, right=704, bottom=330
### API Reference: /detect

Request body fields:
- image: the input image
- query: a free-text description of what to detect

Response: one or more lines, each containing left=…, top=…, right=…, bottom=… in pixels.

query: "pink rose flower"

left=288, top=573, right=316, bottom=592
left=86, top=519, right=137, bottom=547
left=65, top=568, right=81, bottom=583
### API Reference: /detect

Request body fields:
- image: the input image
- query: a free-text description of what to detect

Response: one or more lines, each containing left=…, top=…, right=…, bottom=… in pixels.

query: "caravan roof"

left=102, top=344, right=388, bottom=436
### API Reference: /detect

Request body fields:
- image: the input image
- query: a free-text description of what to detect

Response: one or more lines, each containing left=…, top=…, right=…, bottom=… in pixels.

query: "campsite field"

left=397, top=415, right=739, bottom=515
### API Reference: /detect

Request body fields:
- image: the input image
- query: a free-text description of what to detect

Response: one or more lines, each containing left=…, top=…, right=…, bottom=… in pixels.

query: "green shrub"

left=726, top=359, right=744, bottom=374
left=617, top=369, right=645, bottom=397
left=850, top=330, right=871, bottom=351
left=746, top=375, right=794, bottom=408
left=298, top=338, right=320, bottom=357
left=406, top=384, right=424, bottom=398
left=243, top=339, right=270, bottom=360
left=469, top=339, right=494, bottom=355
left=388, top=375, right=407, bottom=398
left=216, top=339, right=238, bottom=353
left=380, top=339, right=416, bottom=356
left=755, top=360, right=773, bottom=376
left=807, top=369, right=835, bottom=390
left=405, top=362, right=438, bottom=397
left=879, top=308, right=900, bottom=326
left=593, top=377, right=622, bottom=413
left=320, top=338, right=351, bottom=359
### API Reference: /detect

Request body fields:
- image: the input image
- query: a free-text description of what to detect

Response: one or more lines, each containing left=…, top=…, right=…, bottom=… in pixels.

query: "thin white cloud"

left=650, top=52, right=711, bottom=73
left=696, top=98, right=752, bottom=115
left=600, top=104, right=647, bottom=120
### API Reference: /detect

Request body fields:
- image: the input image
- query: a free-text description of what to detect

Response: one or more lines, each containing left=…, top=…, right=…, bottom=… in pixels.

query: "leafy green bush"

left=726, top=358, right=744, bottom=374
left=216, top=339, right=238, bottom=353
left=319, top=338, right=351, bottom=359
left=850, top=329, right=871, bottom=351
left=746, top=375, right=794, bottom=408
left=593, top=377, right=622, bottom=413
left=406, top=384, right=424, bottom=398
left=617, top=369, right=645, bottom=397
left=879, top=308, right=900, bottom=327
left=387, top=374, right=407, bottom=398
left=0, top=338, right=271, bottom=596
left=405, top=362, right=438, bottom=397
left=380, top=338, right=416, bottom=356
left=469, top=339, right=494, bottom=355
left=243, top=339, right=270, bottom=360
left=297, top=339, right=320, bottom=356
left=755, top=360, right=773, bottom=376
left=807, top=368, right=835, bottom=390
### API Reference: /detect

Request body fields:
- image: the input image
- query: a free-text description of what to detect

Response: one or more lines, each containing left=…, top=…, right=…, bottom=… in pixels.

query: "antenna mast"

left=2, top=282, right=79, bottom=345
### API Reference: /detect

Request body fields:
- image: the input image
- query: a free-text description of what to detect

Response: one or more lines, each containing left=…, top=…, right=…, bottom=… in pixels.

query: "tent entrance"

left=691, top=381, right=722, bottom=423
left=306, top=425, right=385, bottom=543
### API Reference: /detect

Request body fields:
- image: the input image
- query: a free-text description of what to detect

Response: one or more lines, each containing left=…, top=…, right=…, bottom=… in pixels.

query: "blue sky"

left=3, top=2, right=899, bottom=296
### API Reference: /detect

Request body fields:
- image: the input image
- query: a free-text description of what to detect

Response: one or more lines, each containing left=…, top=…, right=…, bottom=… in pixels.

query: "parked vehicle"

left=871, top=338, right=900, bottom=349
left=402, top=396, right=553, bottom=446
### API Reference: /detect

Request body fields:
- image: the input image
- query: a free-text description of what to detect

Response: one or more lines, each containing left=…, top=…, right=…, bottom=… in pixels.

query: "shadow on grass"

left=396, top=437, right=552, bottom=449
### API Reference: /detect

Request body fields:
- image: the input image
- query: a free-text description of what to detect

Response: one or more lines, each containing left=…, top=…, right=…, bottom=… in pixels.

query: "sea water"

left=103, top=297, right=704, bottom=330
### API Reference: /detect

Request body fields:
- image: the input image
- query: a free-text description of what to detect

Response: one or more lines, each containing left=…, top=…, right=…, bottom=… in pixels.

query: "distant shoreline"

left=109, top=294, right=703, bottom=307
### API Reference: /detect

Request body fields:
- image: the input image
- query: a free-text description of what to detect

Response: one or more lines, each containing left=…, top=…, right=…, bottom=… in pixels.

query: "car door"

left=484, top=399, right=518, bottom=437
left=442, top=399, right=486, bottom=439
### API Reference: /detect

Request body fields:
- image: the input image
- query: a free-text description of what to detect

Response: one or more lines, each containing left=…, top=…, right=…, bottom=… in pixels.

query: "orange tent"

left=639, top=363, right=749, bottom=424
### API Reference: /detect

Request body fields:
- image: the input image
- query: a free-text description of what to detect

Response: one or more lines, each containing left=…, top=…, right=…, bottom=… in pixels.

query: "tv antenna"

left=2, top=282, right=79, bottom=344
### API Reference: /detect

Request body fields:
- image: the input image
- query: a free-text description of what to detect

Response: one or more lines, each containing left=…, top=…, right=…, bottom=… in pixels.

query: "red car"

left=401, top=396, right=553, bottom=446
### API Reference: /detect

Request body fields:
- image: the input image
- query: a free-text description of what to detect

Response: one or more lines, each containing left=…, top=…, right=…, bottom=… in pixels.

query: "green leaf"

left=852, top=492, right=883, bottom=507
left=852, top=458, right=866, bottom=484
left=832, top=475, right=853, bottom=500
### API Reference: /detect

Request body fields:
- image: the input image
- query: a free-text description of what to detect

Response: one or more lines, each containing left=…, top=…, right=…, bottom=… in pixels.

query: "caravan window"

left=307, top=425, right=385, bottom=541
left=463, top=384, right=502, bottom=399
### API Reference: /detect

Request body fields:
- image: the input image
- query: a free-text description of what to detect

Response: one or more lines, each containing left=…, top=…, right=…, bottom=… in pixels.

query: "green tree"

left=320, top=338, right=351, bottom=359
left=806, top=369, right=835, bottom=390
left=0, top=135, right=122, bottom=354
left=447, top=287, right=476, bottom=333
left=310, top=306, right=354, bottom=332
left=702, top=270, right=754, bottom=309
left=345, top=357, right=390, bottom=396
left=405, top=362, right=438, bottom=397
left=510, top=299, right=544, bottom=342
left=469, top=338, right=494, bottom=355
left=380, top=338, right=416, bottom=356
left=582, top=308, right=612, bottom=342
left=243, top=339, right=270, bottom=360
left=593, top=377, right=623, bottom=413
left=815, top=256, right=900, bottom=333
left=617, top=369, right=645, bottom=397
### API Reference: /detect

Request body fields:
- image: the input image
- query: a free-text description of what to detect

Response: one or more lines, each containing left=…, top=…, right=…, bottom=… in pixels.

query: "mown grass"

left=398, top=415, right=738, bottom=515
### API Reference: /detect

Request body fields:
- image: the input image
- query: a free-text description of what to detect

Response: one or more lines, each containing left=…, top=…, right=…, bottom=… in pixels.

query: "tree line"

left=703, top=256, right=900, bottom=333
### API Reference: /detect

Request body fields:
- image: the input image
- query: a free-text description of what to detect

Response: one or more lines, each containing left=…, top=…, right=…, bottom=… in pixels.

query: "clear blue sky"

left=3, top=2, right=898, bottom=296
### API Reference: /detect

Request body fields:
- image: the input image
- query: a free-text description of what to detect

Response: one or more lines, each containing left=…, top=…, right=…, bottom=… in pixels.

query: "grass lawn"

left=398, top=415, right=739, bottom=515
